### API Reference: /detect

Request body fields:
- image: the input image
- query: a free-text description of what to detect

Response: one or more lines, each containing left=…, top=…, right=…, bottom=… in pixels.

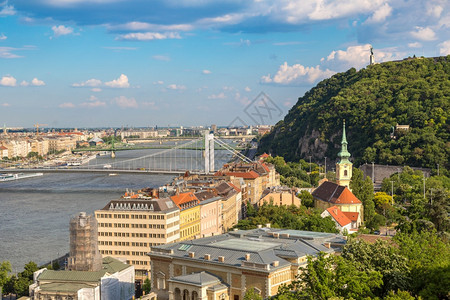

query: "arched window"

left=183, top=289, right=190, bottom=300
left=174, top=288, right=182, bottom=300
left=344, top=170, right=348, bottom=177
left=192, top=291, right=199, bottom=300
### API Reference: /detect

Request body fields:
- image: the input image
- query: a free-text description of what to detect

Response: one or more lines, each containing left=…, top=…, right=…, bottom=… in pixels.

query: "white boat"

left=0, top=172, right=44, bottom=182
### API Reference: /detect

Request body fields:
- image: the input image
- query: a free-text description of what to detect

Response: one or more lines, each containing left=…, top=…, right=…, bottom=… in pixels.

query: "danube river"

left=0, top=145, right=234, bottom=272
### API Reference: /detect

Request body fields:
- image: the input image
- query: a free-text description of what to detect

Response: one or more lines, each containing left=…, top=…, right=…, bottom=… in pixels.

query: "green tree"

left=298, top=190, right=314, bottom=208
left=14, top=261, right=39, bottom=297
left=0, top=261, right=11, bottom=294
left=277, top=253, right=382, bottom=300
left=350, top=168, right=376, bottom=225
left=426, top=188, right=449, bottom=232
left=244, top=287, right=263, bottom=300
left=142, top=277, right=151, bottom=295
left=342, top=239, right=411, bottom=296
left=395, top=230, right=450, bottom=299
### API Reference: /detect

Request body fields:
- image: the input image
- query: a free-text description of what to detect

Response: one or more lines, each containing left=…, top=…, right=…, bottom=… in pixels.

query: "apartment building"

left=95, top=197, right=180, bottom=281
left=170, top=192, right=201, bottom=241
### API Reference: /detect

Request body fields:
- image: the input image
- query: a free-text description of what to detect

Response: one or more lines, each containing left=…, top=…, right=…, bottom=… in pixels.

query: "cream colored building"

left=95, top=198, right=180, bottom=281
left=149, top=228, right=343, bottom=300
left=258, top=186, right=301, bottom=207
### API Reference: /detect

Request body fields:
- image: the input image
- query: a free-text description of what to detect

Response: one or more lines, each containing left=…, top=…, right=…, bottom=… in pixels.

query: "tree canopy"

left=258, top=56, right=450, bottom=171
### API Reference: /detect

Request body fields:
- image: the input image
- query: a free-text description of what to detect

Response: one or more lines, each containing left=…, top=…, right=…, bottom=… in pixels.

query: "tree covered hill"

left=258, top=56, right=449, bottom=170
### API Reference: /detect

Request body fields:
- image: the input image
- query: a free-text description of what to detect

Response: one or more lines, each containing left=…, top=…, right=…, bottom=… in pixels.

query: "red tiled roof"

left=343, top=211, right=359, bottom=222
left=326, top=206, right=351, bottom=227
left=312, top=181, right=361, bottom=205
left=228, top=182, right=241, bottom=193
left=260, top=153, right=270, bottom=159
left=0, top=146, right=7, bottom=150
left=222, top=171, right=260, bottom=179
left=170, top=192, right=199, bottom=209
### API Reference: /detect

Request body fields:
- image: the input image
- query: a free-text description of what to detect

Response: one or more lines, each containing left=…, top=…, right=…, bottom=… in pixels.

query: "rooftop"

left=312, top=181, right=361, bottom=205
left=149, top=228, right=344, bottom=272
left=101, top=197, right=178, bottom=212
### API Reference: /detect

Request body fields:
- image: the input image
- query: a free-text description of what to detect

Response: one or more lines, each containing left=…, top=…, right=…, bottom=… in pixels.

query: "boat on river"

left=0, top=172, right=44, bottom=182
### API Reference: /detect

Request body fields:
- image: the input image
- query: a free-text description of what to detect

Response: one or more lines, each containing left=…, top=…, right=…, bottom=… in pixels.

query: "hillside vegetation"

left=258, top=56, right=450, bottom=170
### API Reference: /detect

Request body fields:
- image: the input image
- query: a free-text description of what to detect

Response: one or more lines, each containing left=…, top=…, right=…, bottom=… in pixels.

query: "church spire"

left=337, top=120, right=351, bottom=163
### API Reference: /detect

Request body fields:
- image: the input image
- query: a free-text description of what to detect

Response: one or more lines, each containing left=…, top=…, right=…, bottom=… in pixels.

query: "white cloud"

left=153, top=55, right=170, bottom=61
left=1, top=103, right=10, bottom=107
left=408, top=42, right=422, bottom=48
left=261, top=62, right=335, bottom=85
left=20, top=80, right=29, bottom=86
left=153, top=80, right=164, bottom=85
left=51, top=25, right=74, bottom=37
left=104, top=74, right=130, bottom=88
left=114, top=96, right=138, bottom=108
left=364, top=3, right=392, bottom=24
left=244, top=86, right=251, bottom=92
left=88, top=95, right=98, bottom=101
left=426, top=3, right=443, bottom=18
left=0, top=4, right=15, bottom=16
left=207, top=92, right=226, bottom=99
left=116, top=32, right=181, bottom=41
left=142, top=101, right=158, bottom=109
left=0, top=75, right=16, bottom=86
left=80, top=100, right=106, bottom=108
left=167, top=84, right=186, bottom=90
left=439, top=40, right=450, bottom=55
left=91, top=88, right=102, bottom=92
left=225, top=38, right=251, bottom=47
left=410, top=26, right=437, bottom=41
left=0, top=33, right=6, bottom=40
left=0, top=47, right=22, bottom=58
left=321, top=44, right=402, bottom=70
left=202, top=69, right=211, bottom=74
left=108, top=22, right=193, bottom=32
left=59, top=102, right=75, bottom=108
left=72, top=78, right=102, bottom=87
left=31, top=77, right=45, bottom=86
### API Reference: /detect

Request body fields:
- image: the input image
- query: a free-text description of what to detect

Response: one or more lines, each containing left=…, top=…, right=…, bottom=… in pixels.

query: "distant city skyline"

left=1, top=0, right=449, bottom=127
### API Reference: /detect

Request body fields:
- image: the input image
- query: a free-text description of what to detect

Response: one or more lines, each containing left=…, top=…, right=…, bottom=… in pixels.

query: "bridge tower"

left=204, top=131, right=214, bottom=174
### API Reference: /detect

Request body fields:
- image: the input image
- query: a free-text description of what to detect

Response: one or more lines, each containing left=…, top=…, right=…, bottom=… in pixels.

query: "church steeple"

left=336, top=120, right=352, bottom=189
left=337, top=120, right=351, bottom=164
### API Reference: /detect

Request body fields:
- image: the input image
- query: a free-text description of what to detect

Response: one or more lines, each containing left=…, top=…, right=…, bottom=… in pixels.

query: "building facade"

left=170, top=192, right=201, bottom=241
left=148, top=228, right=343, bottom=300
left=95, top=198, right=180, bottom=280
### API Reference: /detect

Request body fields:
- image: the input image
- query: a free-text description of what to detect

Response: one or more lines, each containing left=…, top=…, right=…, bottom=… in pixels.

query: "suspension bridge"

left=2, top=134, right=255, bottom=175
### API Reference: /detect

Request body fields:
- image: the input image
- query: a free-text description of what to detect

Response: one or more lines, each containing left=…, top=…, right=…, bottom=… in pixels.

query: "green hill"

left=258, top=56, right=450, bottom=170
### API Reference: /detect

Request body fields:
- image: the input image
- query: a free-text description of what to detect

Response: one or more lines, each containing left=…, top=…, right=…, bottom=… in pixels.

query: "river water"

left=0, top=143, right=234, bottom=273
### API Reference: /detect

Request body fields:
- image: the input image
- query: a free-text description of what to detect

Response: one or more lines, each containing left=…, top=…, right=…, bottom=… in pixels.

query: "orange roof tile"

left=326, top=206, right=351, bottom=227
left=342, top=211, right=359, bottom=222
left=260, top=153, right=270, bottom=159
left=222, top=171, right=260, bottom=179
left=228, top=182, right=241, bottom=193
left=337, top=188, right=362, bottom=204
left=170, top=192, right=200, bottom=209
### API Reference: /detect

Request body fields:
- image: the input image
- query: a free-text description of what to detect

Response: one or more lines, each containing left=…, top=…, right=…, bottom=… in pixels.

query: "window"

left=344, top=170, right=348, bottom=176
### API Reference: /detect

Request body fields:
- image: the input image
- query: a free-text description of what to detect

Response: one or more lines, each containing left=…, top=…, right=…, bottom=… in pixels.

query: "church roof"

left=325, top=206, right=352, bottom=227
left=342, top=211, right=359, bottom=222
left=312, top=181, right=361, bottom=205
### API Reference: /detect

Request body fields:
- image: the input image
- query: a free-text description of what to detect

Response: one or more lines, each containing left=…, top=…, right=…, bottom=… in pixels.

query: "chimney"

left=233, top=228, right=238, bottom=231
left=245, top=253, right=251, bottom=261
left=273, top=232, right=280, bottom=238
left=272, top=261, right=279, bottom=267
left=266, top=223, right=271, bottom=228
left=257, top=224, right=262, bottom=229
left=282, top=233, right=290, bottom=238
left=189, top=252, right=195, bottom=258
left=204, top=254, right=211, bottom=260
left=324, top=242, right=331, bottom=249
left=218, top=256, right=225, bottom=263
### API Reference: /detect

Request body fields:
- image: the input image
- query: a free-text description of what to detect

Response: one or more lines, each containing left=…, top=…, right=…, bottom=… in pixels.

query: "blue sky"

left=1, top=0, right=449, bottom=128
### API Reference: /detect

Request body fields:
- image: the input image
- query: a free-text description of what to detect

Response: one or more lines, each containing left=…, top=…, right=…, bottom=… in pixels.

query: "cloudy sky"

left=0, top=0, right=449, bottom=128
